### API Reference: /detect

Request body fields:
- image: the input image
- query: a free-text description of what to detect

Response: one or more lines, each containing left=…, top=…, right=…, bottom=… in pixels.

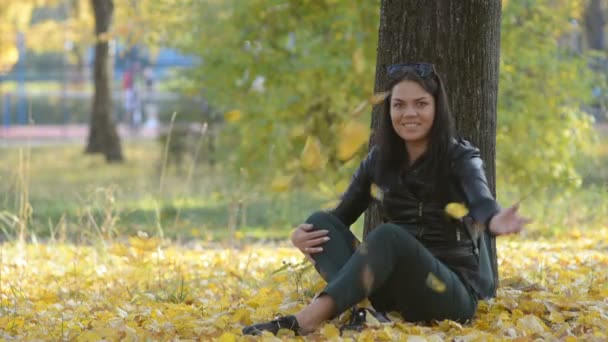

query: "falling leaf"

left=224, top=109, right=242, bottom=123
left=370, top=91, right=389, bottom=105
left=426, top=272, right=447, bottom=293
left=270, top=174, right=293, bottom=193
left=351, top=100, right=368, bottom=117
left=445, top=202, right=469, bottom=219
left=336, top=179, right=349, bottom=194
left=370, top=183, right=383, bottom=200
left=289, top=125, right=307, bottom=139
left=337, top=122, right=369, bottom=161
left=301, top=136, right=325, bottom=170
left=358, top=241, right=368, bottom=255
left=321, top=199, right=339, bottom=209
left=352, top=47, right=365, bottom=74
left=361, top=263, right=375, bottom=295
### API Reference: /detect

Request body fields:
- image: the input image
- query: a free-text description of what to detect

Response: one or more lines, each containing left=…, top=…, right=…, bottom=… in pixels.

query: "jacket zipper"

left=418, top=202, right=424, bottom=237
left=456, top=228, right=461, bottom=241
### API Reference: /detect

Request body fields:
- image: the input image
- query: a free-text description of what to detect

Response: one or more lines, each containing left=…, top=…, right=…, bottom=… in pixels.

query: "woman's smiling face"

left=389, top=80, right=436, bottom=146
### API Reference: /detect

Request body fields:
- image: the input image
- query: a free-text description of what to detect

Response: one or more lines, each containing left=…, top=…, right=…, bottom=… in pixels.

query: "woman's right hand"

left=290, top=223, right=330, bottom=264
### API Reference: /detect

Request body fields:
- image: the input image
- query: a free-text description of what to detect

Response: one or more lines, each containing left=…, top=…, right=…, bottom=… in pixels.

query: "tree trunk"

left=85, top=0, right=123, bottom=162
left=70, top=0, right=87, bottom=86
left=584, top=0, right=606, bottom=50
left=364, top=0, right=501, bottom=289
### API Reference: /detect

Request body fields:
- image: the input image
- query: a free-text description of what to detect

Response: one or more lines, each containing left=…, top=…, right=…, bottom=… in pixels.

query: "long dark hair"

left=375, top=65, right=455, bottom=185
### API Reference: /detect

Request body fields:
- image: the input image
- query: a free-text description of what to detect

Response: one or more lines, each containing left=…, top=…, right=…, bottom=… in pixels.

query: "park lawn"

left=1, top=229, right=607, bottom=340
left=0, top=141, right=329, bottom=242
left=1, top=131, right=606, bottom=242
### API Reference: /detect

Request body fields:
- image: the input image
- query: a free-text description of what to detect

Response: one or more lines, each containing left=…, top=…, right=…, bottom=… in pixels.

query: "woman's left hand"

left=488, top=202, right=532, bottom=236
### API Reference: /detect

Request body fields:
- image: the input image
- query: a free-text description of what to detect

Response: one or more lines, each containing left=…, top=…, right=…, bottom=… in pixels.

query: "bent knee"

left=365, top=224, right=416, bottom=247
left=306, top=211, right=333, bottom=226
left=305, top=211, right=344, bottom=232
left=365, top=224, right=401, bottom=240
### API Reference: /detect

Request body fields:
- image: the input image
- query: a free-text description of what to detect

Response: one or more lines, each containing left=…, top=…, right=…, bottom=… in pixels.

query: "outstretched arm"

left=488, top=202, right=531, bottom=235
left=454, top=150, right=530, bottom=236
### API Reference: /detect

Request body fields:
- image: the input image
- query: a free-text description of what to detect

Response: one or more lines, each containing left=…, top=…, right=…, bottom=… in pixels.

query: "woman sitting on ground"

left=243, top=63, right=530, bottom=336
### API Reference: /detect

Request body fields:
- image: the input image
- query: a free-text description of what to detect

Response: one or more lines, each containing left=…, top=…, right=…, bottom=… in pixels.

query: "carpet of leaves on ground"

left=1, top=229, right=607, bottom=341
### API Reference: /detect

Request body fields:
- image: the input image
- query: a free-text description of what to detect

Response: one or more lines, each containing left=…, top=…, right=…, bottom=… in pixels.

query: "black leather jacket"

left=329, top=138, right=500, bottom=298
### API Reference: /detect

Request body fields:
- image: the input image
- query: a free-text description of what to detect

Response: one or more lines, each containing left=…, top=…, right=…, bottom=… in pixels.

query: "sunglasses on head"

left=386, top=62, right=435, bottom=79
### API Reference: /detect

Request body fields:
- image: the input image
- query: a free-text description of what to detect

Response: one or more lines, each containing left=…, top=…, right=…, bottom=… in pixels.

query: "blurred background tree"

left=151, top=0, right=606, bottom=197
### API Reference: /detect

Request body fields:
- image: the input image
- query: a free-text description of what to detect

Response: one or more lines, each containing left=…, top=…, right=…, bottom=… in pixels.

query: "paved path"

left=0, top=124, right=160, bottom=147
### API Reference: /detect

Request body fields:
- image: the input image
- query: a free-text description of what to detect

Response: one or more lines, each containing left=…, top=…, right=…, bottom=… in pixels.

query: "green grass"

left=0, top=141, right=327, bottom=242
left=0, top=126, right=605, bottom=243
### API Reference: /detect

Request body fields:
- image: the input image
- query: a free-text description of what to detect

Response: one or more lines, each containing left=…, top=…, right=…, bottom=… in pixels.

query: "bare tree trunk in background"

left=86, top=0, right=123, bottom=162
left=70, top=0, right=87, bottom=86
left=364, top=0, right=501, bottom=288
left=584, top=0, right=606, bottom=50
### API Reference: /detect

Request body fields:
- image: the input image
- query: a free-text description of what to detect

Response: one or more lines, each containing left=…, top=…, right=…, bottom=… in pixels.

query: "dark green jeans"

left=306, top=211, right=477, bottom=323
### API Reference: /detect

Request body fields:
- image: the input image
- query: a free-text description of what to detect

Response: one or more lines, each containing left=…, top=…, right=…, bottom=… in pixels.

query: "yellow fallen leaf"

left=445, top=202, right=469, bottom=219
left=547, top=311, right=565, bottom=323
left=320, top=323, right=340, bottom=339
left=337, top=122, right=369, bottom=161
left=218, top=331, right=238, bottom=342
left=108, top=243, right=130, bottom=256
left=224, top=109, right=242, bottom=123
left=426, top=272, right=447, bottom=293
left=301, top=136, right=325, bottom=170
left=128, top=236, right=161, bottom=252
left=516, top=315, right=547, bottom=334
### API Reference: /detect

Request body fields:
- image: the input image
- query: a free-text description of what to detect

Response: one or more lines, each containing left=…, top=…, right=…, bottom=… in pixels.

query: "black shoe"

left=242, top=314, right=301, bottom=336
left=340, top=307, right=390, bottom=334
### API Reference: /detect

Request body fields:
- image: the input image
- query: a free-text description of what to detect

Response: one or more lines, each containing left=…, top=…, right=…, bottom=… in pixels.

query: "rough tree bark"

left=584, top=0, right=606, bottom=50
left=364, top=0, right=502, bottom=289
left=85, top=0, right=123, bottom=162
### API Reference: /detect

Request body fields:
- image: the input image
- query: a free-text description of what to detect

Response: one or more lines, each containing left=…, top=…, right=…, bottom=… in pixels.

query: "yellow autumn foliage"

left=224, top=109, right=242, bottom=123
left=337, top=121, right=369, bottom=162
left=0, top=42, right=19, bottom=73
left=270, top=174, right=293, bottom=193
left=301, top=136, right=325, bottom=171
left=2, top=228, right=608, bottom=340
